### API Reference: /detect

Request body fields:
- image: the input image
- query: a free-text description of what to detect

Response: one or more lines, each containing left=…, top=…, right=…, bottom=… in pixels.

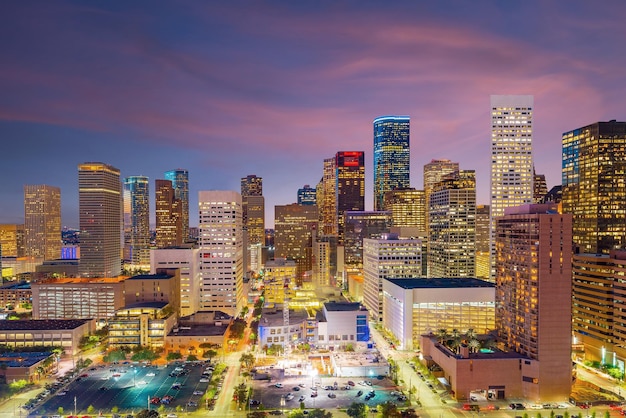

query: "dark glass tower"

left=336, top=151, right=365, bottom=244
left=164, top=169, right=189, bottom=240
left=373, top=116, right=410, bottom=211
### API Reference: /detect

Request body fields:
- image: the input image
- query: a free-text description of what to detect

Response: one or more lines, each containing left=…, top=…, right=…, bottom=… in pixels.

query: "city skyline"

left=1, top=1, right=625, bottom=228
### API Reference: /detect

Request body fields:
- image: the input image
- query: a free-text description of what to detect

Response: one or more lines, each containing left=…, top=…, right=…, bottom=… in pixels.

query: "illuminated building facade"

left=363, top=235, right=422, bottom=322
left=496, top=204, right=572, bottom=401
left=263, top=258, right=296, bottom=305
left=335, top=151, right=365, bottom=244
left=297, top=184, right=317, bottom=205
left=78, top=162, right=122, bottom=278
left=382, top=278, right=495, bottom=351
left=424, top=159, right=459, bottom=237
left=490, top=95, right=534, bottom=278
left=155, top=179, right=183, bottom=248
left=123, top=176, right=150, bottom=267
left=562, top=120, right=626, bottom=254
left=0, top=224, right=24, bottom=258
left=151, top=246, right=201, bottom=317
left=274, top=204, right=318, bottom=283
left=475, top=205, right=491, bottom=280
left=428, top=170, right=476, bottom=278
left=343, top=211, right=392, bottom=275
left=383, top=188, right=426, bottom=230
left=24, top=185, right=61, bottom=261
left=198, top=191, right=243, bottom=316
left=164, top=169, right=189, bottom=240
left=319, top=157, right=337, bottom=235
left=533, top=168, right=548, bottom=203
left=373, top=116, right=410, bottom=211
left=241, top=175, right=265, bottom=274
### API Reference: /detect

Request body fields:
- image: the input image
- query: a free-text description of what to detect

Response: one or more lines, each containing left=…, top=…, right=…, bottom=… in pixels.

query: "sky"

left=1, top=0, right=625, bottom=229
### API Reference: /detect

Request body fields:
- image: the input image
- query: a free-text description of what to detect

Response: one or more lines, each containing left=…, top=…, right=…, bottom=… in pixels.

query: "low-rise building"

left=165, top=311, right=231, bottom=355
left=0, top=319, right=94, bottom=355
left=382, top=278, right=495, bottom=351
left=317, top=302, right=369, bottom=349
left=0, top=351, right=54, bottom=383
left=0, top=281, right=31, bottom=309
left=108, top=302, right=177, bottom=349
left=258, top=306, right=309, bottom=351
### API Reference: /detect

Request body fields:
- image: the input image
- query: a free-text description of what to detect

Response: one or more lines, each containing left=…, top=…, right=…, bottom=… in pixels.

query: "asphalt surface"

left=28, top=361, right=212, bottom=416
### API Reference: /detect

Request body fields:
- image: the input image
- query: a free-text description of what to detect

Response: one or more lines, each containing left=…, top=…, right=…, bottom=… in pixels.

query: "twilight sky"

left=1, top=0, right=625, bottom=228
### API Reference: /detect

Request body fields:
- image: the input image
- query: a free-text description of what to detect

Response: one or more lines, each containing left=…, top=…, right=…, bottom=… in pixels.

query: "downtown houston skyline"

left=1, top=1, right=626, bottom=228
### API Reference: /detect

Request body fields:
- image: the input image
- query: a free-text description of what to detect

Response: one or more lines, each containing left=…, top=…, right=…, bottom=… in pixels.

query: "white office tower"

left=489, top=95, right=534, bottom=279
left=363, top=234, right=422, bottom=322
left=198, top=191, right=244, bottom=316
left=150, top=246, right=201, bottom=317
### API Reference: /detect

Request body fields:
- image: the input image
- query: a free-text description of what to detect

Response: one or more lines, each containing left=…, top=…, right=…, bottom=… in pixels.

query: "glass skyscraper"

left=123, top=176, right=150, bottom=267
left=164, top=169, right=189, bottom=240
left=373, top=116, right=410, bottom=211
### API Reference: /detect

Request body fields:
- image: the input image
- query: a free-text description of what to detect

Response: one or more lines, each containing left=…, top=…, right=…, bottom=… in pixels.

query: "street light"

left=133, top=369, right=137, bottom=387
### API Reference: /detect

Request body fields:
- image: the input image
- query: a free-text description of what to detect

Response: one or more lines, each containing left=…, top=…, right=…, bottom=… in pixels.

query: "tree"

left=87, top=404, right=95, bottom=414
left=435, top=328, right=448, bottom=344
left=112, top=406, right=119, bottom=413
left=203, top=349, right=218, bottom=361
left=307, top=409, right=333, bottom=418
left=135, top=410, right=159, bottom=418
left=57, top=406, right=64, bottom=415
left=166, top=351, right=182, bottom=361
left=346, top=402, right=368, bottom=418
left=377, top=400, right=400, bottom=417
left=468, top=339, right=481, bottom=353
left=345, top=343, right=355, bottom=352
left=187, top=354, right=198, bottom=362
left=240, top=353, right=255, bottom=369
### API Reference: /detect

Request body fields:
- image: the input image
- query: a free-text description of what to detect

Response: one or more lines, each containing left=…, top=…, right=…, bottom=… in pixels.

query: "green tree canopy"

left=346, top=402, right=368, bottom=418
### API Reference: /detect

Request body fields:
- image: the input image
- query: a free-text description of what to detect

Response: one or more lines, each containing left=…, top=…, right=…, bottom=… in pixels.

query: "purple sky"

left=1, top=0, right=625, bottom=228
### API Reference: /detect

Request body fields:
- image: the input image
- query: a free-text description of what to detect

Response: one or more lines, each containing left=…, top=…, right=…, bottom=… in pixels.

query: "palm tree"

left=465, top=328, right=477, bottom=341
left=435, top=328, right=448, bottom=344
left=35, top=365, right=45, bottom=381
left=468, top=339, right=481, bottom=353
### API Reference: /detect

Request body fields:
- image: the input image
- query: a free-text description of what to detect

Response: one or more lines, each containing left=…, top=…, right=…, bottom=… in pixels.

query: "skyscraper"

left=297, top=185, right=317, bottom=205
left=373, top=116, right=410, bottom=211
left=383, top=188, right=426, bottom=230
left=319, top=157, right=337, bottom=235
left=123, top=176, right=150, bottom=267
left=562, top=120, right=626, bottom=254
left=155, top=179, right=183, bottom=248
left=490, top=95, right=534, bottom=278
left=336, top=151, right=365, bottom=243
left=274, top=204, right=319, bottom=284
left=428, top=170, right=476, bottom=278
left=533, top=168, right=548, bottom=203
left=363, top=235, right=422, bottom=322
left=23, top=185, right=61, bottom=260
left=344, top=211, right=393, bottom=275
left=78, top=162, right=122, bottom=278
left=475, top=205, right=491, bottom=280
left=241, top=175, right=265, bottom=274
left=496, top=204, right=572, bottom=401
left=164, top=169, right=189, bottom=240
left=198, top=190, right=243, bottom=316
left=424, top=159, right=459, bottom=230
left=0, top=224, right=25, bottom=258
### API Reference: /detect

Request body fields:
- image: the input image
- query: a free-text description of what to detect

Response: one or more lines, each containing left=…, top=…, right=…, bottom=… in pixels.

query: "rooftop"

left=324, top=302, right=363, bottom=312
left=0, top=319, right=91, bottom=331
left=260, top=306, right=310, bottom=327
left=127, top=273, right=173, bottom=280
left=168, top=324, right=229, bottom=337
left=385, top=278, right=494, bottom=289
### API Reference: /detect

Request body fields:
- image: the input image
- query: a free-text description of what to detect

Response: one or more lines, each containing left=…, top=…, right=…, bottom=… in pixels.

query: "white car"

left=56, top=391, right=67, bottom=396
left=199, top=378, right=210, bottom=383
left=146, top=372, right=156, bottom=377
left=193, top=390, right=204, bottom=395
left=166, top=414, right=178, bottom=418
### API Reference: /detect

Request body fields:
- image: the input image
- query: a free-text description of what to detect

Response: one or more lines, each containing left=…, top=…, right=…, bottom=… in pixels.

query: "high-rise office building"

left=164, top=169, right=189, bottom=240
left=475, top=205, right=491, bottom=280
left=428, top=170, right=476, bottom=278
left=23, top=185, right=61, bottom=261
left=562, top=120, right=626, bottom=254
left=373, top=116, right=410, bottom=211
left=533, top=168, right=548, bottom=203
left=423, top=159, right=459, bottom=273
left=344, top=211, right=393, bottom=275
left=123, top=176, right=150, bottom=267
left=363, top=234, right=422, bottom=322
left=155, top=179, right=183, bottom=248
left=198, top=190, right=243, bottom=316
left=0, top=224, right=25, bottom=258
left=297, top=185, right=317, bottom=205
left=336, top=151, right=365, bottom=244
left=274, top=204, right=319, bottom=284
left=490, top=95, right=534, bottom=278
left=78, top=163, right=122, bottom=278
left=241, top=175, right=265, bottom=274
left=319, top=158, right=337, bottom=235
left=496, top=204, right=572, bottom=401
left=383, top=188, right=425, bottom=230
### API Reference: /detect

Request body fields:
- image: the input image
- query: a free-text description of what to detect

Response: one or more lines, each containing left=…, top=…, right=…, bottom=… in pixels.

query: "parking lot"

left=28, top=361, right=213, bottom=416
left=248, top=375, right=405, bottom=411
